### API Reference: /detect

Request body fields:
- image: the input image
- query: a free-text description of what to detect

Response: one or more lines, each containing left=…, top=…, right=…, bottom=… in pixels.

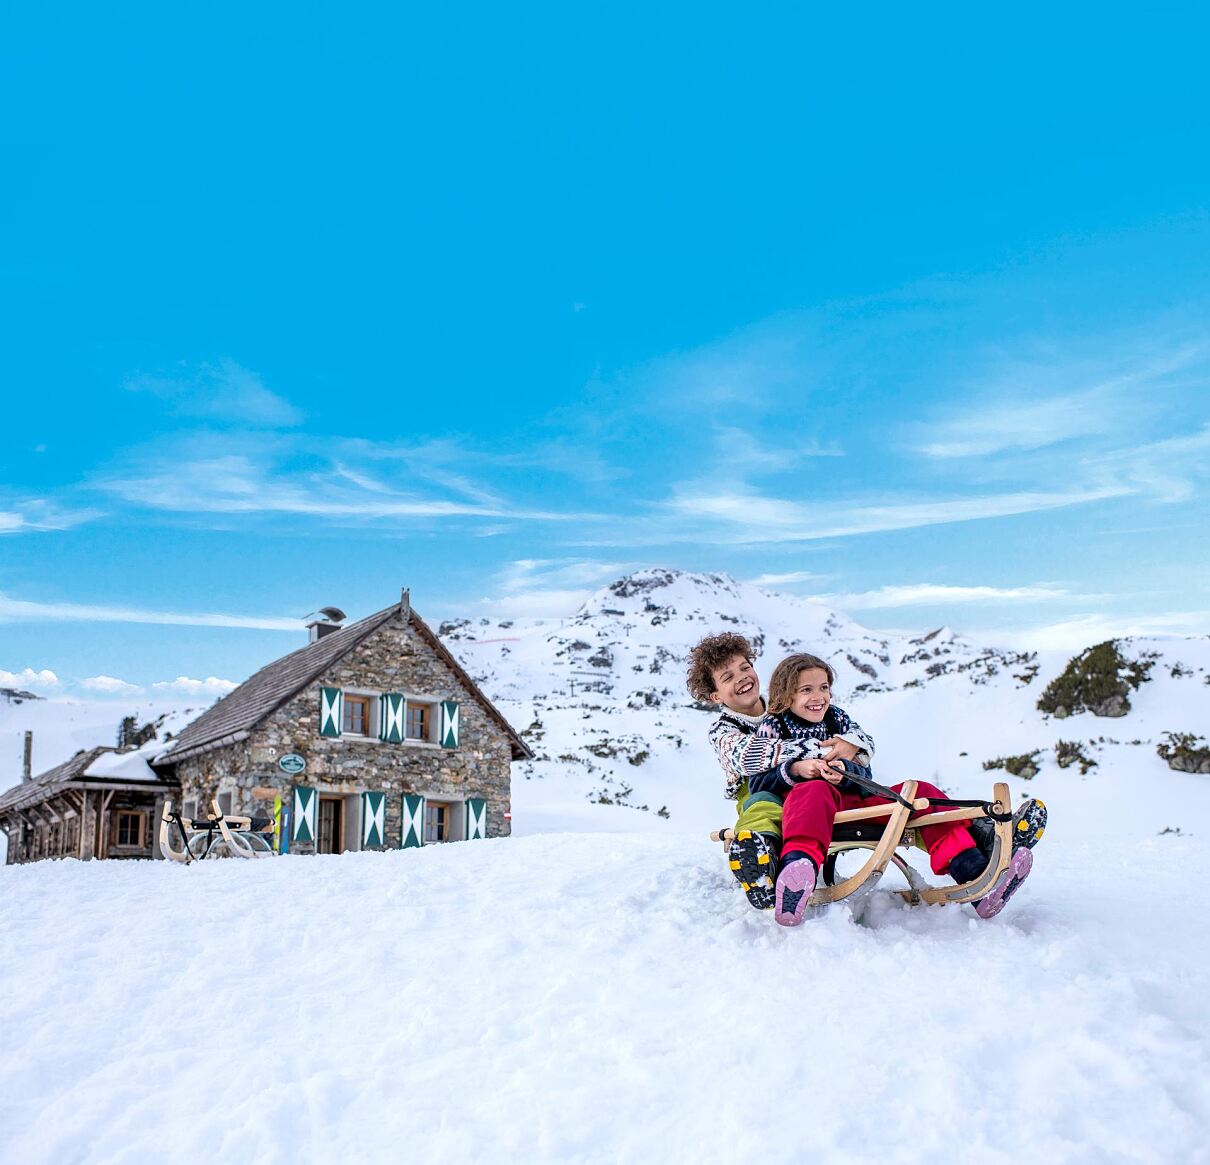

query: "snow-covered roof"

left=0, top=744, right=173, bottom=817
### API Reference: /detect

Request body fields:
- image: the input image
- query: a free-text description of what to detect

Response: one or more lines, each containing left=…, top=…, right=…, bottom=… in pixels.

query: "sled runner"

left=710, top=780, right=1018, bottom=911
left=159, top=799, right=276, bottom=863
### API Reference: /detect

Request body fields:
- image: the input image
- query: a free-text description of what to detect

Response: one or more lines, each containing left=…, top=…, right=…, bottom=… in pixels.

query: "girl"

left=757, top=653, right=1036, bottom=926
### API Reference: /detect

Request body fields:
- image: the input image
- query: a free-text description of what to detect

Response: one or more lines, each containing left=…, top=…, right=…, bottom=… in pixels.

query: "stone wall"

left=170, top=612, right=514, bottom=853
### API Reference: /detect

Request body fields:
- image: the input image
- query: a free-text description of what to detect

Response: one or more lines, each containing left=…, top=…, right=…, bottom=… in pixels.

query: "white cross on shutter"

left=362, top=792, right=385, bottom=847
left=465, top=797, right=487, bottom=840
left=402, top=793, right=425, bottom=848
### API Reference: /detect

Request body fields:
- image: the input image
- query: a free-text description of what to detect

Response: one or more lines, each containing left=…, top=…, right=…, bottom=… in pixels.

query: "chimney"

left=400, top=587, right=411, bottom=617
left=23, top=731, right=32, bottom=782
left=305, top=606, right=347, bottom=644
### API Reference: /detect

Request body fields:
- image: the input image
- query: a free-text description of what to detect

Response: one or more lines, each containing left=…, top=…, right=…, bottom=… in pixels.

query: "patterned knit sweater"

left=745, top=706, right=876, bottom=798
left=709, top=701, right=875, bottom=801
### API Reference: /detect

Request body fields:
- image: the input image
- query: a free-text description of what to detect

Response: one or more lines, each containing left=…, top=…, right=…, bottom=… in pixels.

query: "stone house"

left=0, top=745, right=175, bottom=865
left=153, top=591, right=531, bottom=854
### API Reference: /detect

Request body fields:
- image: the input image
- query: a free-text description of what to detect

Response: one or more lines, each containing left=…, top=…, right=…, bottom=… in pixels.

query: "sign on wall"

left=278, top=754, right=306, bottom=775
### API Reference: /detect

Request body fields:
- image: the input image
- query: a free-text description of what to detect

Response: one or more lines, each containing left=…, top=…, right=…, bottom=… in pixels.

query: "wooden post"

left=94, top=790, right=115, bottom=860
left=79, top=791, right=90, bottom=859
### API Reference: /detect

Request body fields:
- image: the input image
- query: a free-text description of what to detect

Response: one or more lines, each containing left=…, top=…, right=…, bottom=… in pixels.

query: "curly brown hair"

left=766, top=653, right=835, bottom=714
left=685, top=632, right=756, bottom=702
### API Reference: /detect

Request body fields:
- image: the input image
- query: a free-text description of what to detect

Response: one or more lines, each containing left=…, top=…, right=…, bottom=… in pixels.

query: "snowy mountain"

left=3, top=568, right=1207, bottom=840
left=437, top=568, right=1209, bottom=834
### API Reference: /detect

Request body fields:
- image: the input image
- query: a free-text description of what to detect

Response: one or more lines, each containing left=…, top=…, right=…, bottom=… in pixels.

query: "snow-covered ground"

left=1, top=813, right=1208, bottom=1163
left=3, top=570, right=1209, bottom=1161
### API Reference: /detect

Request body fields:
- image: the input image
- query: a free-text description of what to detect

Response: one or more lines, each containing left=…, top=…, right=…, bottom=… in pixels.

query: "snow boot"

left=969, top=797, right=1047, bottom=862
left=1011, top=797, right=1047, bottom=849
left=973, top=846, right=1034, bottom=920
left=773, top=855, right=818, bottom=927
left=727, top=829, right=778, bottom=910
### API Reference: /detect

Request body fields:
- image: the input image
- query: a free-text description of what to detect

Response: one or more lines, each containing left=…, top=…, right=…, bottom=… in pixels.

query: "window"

left=343, top=695, right=372, bottom=736
left=115, top=811, right=145, bottom=847
left=406, top=703, right=431, bottom=741
left=424, top=801, right=450, bottom=843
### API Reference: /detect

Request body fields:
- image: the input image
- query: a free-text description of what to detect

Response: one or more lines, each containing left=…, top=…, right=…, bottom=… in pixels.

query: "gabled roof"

left=154, top=600, right=532, bottom=765
left=0, top=746, right=173, bottom=816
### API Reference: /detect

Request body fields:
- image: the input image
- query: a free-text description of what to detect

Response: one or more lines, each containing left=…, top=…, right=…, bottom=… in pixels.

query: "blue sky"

left=3, top=1, right=1209, bottom=696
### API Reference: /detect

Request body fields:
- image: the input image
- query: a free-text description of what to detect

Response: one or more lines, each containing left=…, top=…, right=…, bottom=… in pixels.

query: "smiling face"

left=708, top=653, right=763, bottom=717
left=790, top=667, right=832, bottom=723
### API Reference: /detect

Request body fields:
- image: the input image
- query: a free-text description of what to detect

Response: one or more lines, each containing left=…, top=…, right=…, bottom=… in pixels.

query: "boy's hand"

left=820, top=738, right=860, bottom=762
left=790, top=758, right=847, bottom=783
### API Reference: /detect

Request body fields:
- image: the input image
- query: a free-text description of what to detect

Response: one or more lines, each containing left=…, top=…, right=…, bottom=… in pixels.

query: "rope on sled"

left=842, top=768, right=1012, bottom=822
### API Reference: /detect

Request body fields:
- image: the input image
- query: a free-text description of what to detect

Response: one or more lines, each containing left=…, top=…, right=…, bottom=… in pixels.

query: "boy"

left=685, top=632, right=874, bottom=909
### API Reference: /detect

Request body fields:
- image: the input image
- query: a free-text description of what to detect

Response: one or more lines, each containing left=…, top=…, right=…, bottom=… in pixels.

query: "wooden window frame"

left=405, top=702, right=432, bottom=742
left=342, top=694, right=373, bottom=737
left=113, top=810, right=146, bottom=849
left=424, top=800, right=451, bottom=844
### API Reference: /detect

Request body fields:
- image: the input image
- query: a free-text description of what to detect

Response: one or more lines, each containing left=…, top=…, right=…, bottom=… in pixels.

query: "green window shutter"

left=319, top=687, right=343, bottom=737
left=465, top=797, right=487, bottom=840
left=362, top=791, right=385, bottom=848
left=440, top=700, right=460, bottom=748
left=293, top=786, right=317, bottom=843
left=378, top=693, right=405, bottom=743
left=402, top=793, right=425, bottom=848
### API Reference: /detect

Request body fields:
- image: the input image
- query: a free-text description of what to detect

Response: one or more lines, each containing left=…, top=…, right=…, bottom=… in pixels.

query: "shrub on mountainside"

left=1055, top=739, right=1098, bottom=775
left=1037, top=641, right=1154, bottom=719
left=1156, top=732, right=1210, bottom=775
left=983, top=751, right=1042, bottom=779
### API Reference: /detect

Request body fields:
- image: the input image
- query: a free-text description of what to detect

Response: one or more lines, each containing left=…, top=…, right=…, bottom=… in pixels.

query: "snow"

left=82, top=741, right=162, bottom=781
left=3, top=571, right=1209, bottom=1160
left=1, top=825, right=1208, bottom=1163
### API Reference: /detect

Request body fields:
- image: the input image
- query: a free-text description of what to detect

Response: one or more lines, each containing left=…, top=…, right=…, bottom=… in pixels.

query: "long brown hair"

left=766, top=653, right=835, bottom=714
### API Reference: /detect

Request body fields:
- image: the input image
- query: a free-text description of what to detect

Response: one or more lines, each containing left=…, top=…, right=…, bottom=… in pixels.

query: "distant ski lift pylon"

left=569, top=669, right=611, bottom=696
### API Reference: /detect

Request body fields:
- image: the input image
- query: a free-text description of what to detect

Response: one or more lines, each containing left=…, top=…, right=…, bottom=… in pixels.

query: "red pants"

left=781, top=779, right=976, bottom=875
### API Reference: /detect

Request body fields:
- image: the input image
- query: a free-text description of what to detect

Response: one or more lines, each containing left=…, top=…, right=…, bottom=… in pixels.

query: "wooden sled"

left=710, top=781, right=1015, bottom=911
left=159, top=799, right=276, bottom=863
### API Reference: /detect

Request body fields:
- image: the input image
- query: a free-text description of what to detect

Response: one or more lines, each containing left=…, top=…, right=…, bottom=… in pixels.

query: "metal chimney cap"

left=317, top=606, right=347, bottom=623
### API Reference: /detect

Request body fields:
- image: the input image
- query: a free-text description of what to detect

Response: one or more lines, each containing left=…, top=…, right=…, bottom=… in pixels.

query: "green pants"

left=734, top=790, right=783, bottom=842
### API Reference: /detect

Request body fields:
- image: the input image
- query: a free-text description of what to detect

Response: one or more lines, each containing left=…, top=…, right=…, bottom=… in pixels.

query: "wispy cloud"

left=1000, top=610, right=1210, bottom=652
left=1084, top=422, right=1210, bottom=503
left=0, top=667, right=60, bottom=689
left=81, top=675, right=142, bottom=695
left=126, top=358, right=304, bottom=428
left=656, top=482, right=1130, bottom=545
left=714, top=428, right=843, bottom=474
left=470, top=558, right=632, bottom=619
left=151, top=675, right=239, bottom=696
left=812, top=583, right=1074, bottom=610
left=748, top=570, right=829, bottom=587
left=0, top=593, right=301, bottom=630
left=0, top=499, right=101, bottom=535
left=98, top=434, right=603, bottom=526
left=915, top=336, right=1208, bottom=459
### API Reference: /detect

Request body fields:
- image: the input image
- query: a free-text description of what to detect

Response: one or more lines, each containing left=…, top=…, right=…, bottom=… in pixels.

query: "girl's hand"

left=821, top=737, right=860, bottom=762
left=791, top=758, right=847, bottom=783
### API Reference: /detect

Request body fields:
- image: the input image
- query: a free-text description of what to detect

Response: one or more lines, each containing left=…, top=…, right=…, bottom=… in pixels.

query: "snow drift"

left=1, top=826, right=1208, bottom=1164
